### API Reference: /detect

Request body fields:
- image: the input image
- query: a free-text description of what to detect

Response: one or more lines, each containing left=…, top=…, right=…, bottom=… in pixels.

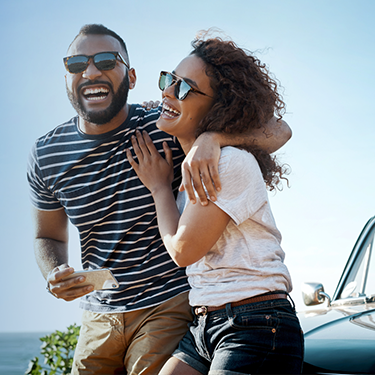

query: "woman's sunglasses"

left=63, top=51, right=129, bottom=74
left=158, top=71, right=213, bottom=101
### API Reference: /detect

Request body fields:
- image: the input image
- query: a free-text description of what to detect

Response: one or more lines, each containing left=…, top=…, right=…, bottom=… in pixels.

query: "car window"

left=339, top=224, right=375, bottom=300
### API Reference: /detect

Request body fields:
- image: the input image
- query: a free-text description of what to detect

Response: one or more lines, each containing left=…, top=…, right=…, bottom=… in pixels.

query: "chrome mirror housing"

left=302, top=282, right=331, bottom=307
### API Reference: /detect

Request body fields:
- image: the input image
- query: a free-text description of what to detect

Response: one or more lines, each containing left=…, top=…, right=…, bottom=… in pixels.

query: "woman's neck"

left=177, top=137, right=195, bottom=156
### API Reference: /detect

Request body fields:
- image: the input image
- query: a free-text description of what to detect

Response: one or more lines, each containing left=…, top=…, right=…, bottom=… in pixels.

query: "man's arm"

left=32, top=207, right=93, bottom=301
left=246, top=117, right=292, bottom=154
left=181, top=117, right=292, bottom=205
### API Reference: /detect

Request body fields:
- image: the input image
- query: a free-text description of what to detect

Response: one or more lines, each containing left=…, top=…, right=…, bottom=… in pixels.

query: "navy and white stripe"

left=27, top=104, right=189, bottom=312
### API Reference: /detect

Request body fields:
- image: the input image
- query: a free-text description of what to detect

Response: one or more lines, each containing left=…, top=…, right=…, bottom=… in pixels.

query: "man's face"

left=65, top=34, right=133, bottom=125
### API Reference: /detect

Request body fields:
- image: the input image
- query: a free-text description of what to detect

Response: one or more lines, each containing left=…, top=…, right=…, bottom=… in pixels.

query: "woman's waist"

left=188, top=279, right=291, bottom=307
left=193, top=290, right=289, bottom=316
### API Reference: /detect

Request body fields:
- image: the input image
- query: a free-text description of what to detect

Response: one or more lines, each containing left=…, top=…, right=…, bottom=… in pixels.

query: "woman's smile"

left=161, top=101, right=181, bottom=119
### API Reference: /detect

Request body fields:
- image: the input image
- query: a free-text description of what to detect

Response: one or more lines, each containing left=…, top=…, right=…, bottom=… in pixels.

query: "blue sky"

left=0, top=0, right=374, bottom=332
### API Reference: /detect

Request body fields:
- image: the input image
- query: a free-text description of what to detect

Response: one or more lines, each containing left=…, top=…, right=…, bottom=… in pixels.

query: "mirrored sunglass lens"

left=159, top=73, right=173, bottom=91
left=178, top=81, right=191, bottom=100
left=94, top=53, right=117, bottom=70
left=159, top=74, right=166, bottom=90
left=67, top=56, right=89, bottom=73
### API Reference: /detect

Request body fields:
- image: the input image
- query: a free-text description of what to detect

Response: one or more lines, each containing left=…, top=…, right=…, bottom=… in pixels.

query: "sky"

left=0, top=0, right=374, bottom=333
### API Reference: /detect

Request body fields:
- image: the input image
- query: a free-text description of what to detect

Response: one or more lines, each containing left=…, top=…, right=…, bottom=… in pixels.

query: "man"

left=27, top=24, right=291, bottom=375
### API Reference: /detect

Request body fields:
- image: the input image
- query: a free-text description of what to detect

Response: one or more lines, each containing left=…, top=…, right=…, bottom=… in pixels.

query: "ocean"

left=0, top=332, right=50, bottom=375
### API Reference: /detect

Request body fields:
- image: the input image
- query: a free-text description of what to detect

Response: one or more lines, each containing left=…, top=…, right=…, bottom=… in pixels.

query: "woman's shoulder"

left=219, top=146, right=258, bottom=171
left=218, top=146, right=264, bottom=187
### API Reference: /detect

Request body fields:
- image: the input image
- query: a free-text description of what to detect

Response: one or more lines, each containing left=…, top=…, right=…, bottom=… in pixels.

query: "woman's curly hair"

left=191, top=34, right=289, bottom=190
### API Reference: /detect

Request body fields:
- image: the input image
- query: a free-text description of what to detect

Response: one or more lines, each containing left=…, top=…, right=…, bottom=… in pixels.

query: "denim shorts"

left=172, top=296, right=304, bottom=375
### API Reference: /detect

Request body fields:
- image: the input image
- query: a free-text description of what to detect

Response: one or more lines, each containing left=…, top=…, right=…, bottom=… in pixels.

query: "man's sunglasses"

left=158, top=71, right=213, bottom=101
left=63, top=51, right=129, bottom=74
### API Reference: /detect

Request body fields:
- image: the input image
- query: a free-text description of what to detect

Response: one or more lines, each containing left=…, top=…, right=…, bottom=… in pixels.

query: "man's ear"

left=128, top=68, right=137, bottom=90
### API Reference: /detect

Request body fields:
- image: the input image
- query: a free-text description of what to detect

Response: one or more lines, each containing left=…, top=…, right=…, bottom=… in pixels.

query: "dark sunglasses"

left=158, top=71, right=213, bottom=101
left=63, top=51, right=129, bottom=74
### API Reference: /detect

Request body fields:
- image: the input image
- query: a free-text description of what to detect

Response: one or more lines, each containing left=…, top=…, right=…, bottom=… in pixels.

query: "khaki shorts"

left=72, top=291, right=192, bottom=375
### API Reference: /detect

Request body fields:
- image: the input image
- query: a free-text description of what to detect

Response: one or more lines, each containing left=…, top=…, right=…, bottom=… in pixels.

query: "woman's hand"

left=127, top=130, right=174, bottom=195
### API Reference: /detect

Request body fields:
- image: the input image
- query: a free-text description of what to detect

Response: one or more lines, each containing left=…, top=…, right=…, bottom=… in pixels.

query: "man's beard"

left=66, top=73, right=130, bottom=125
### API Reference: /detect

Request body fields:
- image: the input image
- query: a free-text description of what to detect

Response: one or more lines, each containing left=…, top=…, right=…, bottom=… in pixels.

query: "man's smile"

left=82, top=86, right=110, bottom=101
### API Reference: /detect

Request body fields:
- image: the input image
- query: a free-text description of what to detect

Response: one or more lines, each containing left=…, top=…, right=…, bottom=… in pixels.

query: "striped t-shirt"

left=27, top=104, right=189, bottom=313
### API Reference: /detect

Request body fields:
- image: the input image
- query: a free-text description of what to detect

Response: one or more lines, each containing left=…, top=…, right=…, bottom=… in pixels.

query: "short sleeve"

left=27, top=142, right=62, bottom=211
left=213, top=147, right=268, bottom=225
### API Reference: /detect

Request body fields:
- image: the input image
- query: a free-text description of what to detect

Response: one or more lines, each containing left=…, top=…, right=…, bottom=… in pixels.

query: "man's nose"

left=82, top=59, right=102, bottom=80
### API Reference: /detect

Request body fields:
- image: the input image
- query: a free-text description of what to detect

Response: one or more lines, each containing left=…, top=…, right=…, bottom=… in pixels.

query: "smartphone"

left=62, top=269, right=119, bottom=290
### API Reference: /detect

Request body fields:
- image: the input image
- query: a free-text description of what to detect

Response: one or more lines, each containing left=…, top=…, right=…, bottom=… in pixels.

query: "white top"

left=176, top=146, right=292, bottom=307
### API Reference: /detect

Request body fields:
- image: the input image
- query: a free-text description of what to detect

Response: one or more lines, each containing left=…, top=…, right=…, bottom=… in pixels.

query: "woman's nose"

left=162, top=81, right=177, bottom=99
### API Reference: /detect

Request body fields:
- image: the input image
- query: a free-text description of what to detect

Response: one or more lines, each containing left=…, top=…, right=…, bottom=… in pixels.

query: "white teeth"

left=83, top=87, right=109, bottom=95
left=87, top=95, right=107, bottom=101
left=164, top=111, right=176, bottom=118
left=162, top=103, right=180, bottom=115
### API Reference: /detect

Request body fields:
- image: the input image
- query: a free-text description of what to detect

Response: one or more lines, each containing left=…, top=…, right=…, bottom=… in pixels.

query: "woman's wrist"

left=150, top=183, right=173, bottom=198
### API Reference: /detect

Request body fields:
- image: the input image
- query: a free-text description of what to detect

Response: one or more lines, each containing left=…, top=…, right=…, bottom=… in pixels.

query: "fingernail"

left=79, top=277, right=85, bottom=282
left=210, top=196, right=216, bottom=201
left=87, top=286, right=94, bottom=292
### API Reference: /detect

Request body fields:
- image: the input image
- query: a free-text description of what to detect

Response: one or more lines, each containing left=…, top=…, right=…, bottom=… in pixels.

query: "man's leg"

left=124, top=291, right=192, bottom=375
left=72, top=310, right=127, bottom=375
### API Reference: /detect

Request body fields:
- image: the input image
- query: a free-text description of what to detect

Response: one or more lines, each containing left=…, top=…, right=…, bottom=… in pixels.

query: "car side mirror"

left=302, top=282, right=331, bottom=307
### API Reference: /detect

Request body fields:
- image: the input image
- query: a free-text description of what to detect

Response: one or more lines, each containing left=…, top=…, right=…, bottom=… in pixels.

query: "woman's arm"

left=164, top=198, right=230, bottom=267
left=127, top=131, right=230, bottom=267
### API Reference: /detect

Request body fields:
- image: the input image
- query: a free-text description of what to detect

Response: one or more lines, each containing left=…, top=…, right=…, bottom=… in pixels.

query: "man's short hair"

left=69, top=24, right=130, bottom=66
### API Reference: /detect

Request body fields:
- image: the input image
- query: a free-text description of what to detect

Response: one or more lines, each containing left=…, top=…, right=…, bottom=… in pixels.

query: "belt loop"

left=225, top=303, right=234, bottom=319
left=286, top=292, right=296, bottom=311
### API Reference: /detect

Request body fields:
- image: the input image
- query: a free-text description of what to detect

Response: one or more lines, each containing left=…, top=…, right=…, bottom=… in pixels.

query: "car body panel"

left=298, top=216, right=375, bottom=374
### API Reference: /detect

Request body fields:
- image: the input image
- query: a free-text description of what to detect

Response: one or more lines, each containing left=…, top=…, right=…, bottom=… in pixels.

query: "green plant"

left=26, top=324, right=80, bottom=375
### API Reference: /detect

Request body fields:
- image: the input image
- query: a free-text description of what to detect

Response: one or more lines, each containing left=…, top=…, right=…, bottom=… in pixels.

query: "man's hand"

left=47, top=264, right=94, bottom=301
left=181, top=133, right=222, bottom=206
left=141, top=100, right=161, bottom=111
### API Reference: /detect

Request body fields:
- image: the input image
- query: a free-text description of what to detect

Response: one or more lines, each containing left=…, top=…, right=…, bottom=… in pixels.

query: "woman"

left=126, top=35, right=304, bottom=375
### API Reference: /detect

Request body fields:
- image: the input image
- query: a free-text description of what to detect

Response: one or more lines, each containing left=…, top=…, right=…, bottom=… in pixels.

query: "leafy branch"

left=25, top=324, right=80, bottom=375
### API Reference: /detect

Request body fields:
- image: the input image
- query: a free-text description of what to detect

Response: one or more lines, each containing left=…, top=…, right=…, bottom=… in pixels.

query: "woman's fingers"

left=136, top=130, right=160, bottom=158
left=163, top=141, right=173, bottom=167
left=126, top=148, right=139, bottom=173
left=131, top=133, right=143, bottom=160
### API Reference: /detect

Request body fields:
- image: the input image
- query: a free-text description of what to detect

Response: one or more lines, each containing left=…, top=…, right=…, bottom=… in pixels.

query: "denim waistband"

left=194, top=291, right=295, bottom=317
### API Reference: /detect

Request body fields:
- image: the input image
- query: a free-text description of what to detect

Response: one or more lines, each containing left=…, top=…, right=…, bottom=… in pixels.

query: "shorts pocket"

left=229, top=312, right=278, bottom=332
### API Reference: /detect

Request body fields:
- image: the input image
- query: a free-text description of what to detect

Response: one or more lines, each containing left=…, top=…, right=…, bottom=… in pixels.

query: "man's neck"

left=78, top=104, right=130, bottom=135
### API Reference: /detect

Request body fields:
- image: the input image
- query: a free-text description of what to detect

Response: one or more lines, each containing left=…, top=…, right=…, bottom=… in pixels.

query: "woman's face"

left=156, top=55, right=214, bottom=146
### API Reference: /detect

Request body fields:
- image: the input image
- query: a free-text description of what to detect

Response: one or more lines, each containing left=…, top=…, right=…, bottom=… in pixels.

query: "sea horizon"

left=0, top=331, right=52, bottom=375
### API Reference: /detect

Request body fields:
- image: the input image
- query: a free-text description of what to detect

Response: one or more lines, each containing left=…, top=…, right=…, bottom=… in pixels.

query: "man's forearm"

left=34, top=238, right=69, bottom=279
left=212, top=116, right=292, bottom=154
